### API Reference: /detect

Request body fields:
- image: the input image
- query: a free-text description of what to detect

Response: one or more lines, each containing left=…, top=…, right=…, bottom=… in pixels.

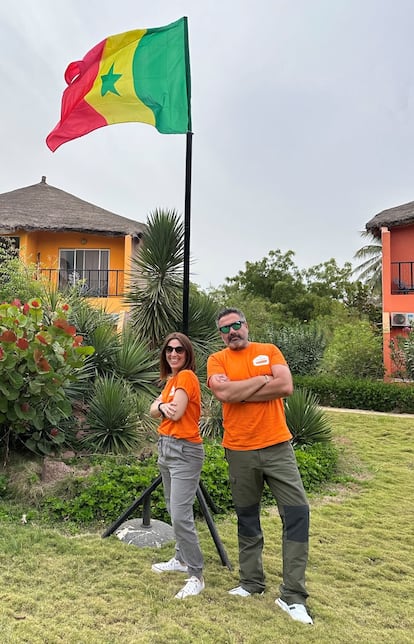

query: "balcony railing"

left=391, top=262, right=414, bottom=294
left=40, top=269, right=125, bottom=298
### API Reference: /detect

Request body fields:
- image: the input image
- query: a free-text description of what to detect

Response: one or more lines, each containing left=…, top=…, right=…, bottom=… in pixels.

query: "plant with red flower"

left=16, top=337, right=29, bottom=350
left=0, top=299, right=94, bottom=455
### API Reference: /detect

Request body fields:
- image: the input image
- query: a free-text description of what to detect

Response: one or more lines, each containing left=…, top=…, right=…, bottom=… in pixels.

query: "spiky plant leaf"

left=111, top=327, right=159, bottom=396
left=82, top=375, right=144, bottom=454
left=284, top=387, right=332, bottom=447
left=126, top=209, right=184, bottom=347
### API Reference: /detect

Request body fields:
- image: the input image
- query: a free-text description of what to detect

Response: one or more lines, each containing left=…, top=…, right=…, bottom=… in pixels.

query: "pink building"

left=366, top=201, right=414, bottom=377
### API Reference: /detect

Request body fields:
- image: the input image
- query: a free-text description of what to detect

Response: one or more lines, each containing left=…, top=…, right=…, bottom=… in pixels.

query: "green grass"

left=1, top=410, right=413, bottom=643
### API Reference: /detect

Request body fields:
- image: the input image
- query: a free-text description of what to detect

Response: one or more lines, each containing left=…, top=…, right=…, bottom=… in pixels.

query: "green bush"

left=43, top=455, right=167, bottom=525
left=293, top=443, right=339, bottom=492
left=41, top=440, right=338, bottom=526
left=294, top=374, right=414, bottom=413
left=319, top=320, right=383, bottom=379
left=270, top=323, right=326, bottom=375
left=0, top=299, right=94, bottom=455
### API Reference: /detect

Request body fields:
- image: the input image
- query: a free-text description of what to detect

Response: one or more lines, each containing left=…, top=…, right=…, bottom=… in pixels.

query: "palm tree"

left=353, top=230, right=382, bottom=295
left=126, top=208, right=184, bottom=349
left=126, top=208, right=220, bottom=358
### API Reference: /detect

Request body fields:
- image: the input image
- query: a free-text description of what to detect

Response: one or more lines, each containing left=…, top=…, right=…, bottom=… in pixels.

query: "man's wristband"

left=157, top=402, right=166, bottom=418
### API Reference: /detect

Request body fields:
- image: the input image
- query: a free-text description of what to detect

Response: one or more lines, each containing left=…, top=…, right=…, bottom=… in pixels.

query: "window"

left=59, top=249, right=109, bottom=296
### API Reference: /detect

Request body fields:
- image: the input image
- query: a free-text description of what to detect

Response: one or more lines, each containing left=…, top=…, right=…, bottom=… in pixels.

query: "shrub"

left=0, top=249, right=43, bottom=304
left=269, top=323, right=326, bottom=375
left=41, top=441, right=338, bottom=526
left=319, top=320, right=383, bottom=379
left=43, top=455, right=167, bottom=524
left=0, top=299, right=94, bottom=455
left=294, top=374, right=414, bottom=413
left=294, top=442, right=339, bottom=492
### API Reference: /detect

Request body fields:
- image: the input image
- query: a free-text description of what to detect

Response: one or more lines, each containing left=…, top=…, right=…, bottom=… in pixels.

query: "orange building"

left=366, top=201, right=414, bottom=377
left=0, top=176, right=145, bottom=323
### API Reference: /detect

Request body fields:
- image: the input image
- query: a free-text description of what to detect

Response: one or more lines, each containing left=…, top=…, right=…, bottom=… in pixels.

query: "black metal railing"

left=39, top=269, right=125, bottom=298
left=391, top=262, right=414, bottom=294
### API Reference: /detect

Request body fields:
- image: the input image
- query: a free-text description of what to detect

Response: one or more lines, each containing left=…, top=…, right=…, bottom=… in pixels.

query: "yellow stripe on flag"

left=85, top=30, right=156, bottom=127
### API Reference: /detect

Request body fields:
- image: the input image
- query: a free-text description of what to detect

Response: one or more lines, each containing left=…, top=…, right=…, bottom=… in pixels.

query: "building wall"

left=2, top=230, right=138, bottom=323
left=382, top=225, right=414, bottom=377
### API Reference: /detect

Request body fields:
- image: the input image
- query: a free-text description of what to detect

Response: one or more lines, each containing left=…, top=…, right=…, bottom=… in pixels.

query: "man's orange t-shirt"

left=207, top=342, right=292, bottom=450
left=158, top=369, right=202, bottom=444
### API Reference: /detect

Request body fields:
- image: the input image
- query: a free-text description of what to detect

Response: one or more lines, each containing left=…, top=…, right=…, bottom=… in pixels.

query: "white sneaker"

left=151, top=557, right=188, bottom=574
left=228, top=586, right=253, bottom=597
left=174, top=576, right=205, bottom=599
left=275, top=598, right=313, bottom=625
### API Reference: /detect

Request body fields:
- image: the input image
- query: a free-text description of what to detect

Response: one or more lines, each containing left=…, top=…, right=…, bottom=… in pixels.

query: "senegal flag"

left=46, top=17, right=191, bottom=152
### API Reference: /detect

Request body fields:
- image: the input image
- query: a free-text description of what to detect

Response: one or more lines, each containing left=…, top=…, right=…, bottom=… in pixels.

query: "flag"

left=46, top=17, right=191, bottom=152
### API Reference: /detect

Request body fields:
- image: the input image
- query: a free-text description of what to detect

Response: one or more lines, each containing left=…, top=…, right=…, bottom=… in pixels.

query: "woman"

left=150, top=332, right=205, bottom=599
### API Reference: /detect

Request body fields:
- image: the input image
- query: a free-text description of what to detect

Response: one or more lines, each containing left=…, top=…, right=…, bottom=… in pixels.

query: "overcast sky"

left=1, top=0, right=414, bottom=290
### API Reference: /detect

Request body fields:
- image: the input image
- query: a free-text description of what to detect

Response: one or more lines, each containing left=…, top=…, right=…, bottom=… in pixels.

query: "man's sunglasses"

left=166, top=345, right=185, bottom=354
left=218, top=320, right=244, bottom=334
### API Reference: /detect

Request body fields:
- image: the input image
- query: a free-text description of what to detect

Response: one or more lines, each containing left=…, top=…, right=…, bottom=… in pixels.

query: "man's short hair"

left=216, top=307, right=246, bottom=328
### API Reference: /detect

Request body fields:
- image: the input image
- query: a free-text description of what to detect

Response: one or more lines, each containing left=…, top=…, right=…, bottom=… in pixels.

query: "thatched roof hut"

left=0, top=176, right=145, bottom=239
left=366, top=200, right=414, bottom=239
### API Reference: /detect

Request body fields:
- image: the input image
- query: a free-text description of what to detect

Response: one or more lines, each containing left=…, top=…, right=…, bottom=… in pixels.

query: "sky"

left=2, top=0, right=414, bottom=290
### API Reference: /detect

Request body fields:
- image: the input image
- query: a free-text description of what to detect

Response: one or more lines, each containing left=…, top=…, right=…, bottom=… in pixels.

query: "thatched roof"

left=0, top=176, right=145, bottom=239
left=366, top=200, right=414, bottom=238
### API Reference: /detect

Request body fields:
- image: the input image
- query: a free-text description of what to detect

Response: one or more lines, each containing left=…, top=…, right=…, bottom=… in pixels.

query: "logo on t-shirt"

left=253, top=355, right=270, bottom=366
left=169, top=386, right=176, bottom=398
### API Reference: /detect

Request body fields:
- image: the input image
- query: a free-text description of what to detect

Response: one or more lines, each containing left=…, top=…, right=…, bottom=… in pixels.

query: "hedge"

left=293, top=375, right=414, bottom=414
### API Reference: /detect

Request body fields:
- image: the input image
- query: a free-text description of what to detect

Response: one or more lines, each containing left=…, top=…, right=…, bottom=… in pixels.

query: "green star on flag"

left=101, top=63, right=122, bottom=96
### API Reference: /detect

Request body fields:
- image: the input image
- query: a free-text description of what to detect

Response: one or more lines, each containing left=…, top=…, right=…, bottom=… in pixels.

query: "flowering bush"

left=0, top=298, right=94, bottom=455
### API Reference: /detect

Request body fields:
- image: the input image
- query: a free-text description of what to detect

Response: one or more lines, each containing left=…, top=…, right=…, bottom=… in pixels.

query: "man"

left=207, top=307, right=313, bottom=625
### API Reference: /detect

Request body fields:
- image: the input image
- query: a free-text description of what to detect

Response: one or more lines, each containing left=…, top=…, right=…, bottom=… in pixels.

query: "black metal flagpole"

left=182, top=130, right=193, bottom=336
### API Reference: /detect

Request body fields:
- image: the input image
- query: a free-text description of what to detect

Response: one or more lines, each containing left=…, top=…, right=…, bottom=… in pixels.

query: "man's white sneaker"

left=228, top=586, right=253, bottom=597
left=275, top=598, right=313, bottom=625
left=151, top=557, right=188, bottom=574
left=174, top=576, right=205, bottom=599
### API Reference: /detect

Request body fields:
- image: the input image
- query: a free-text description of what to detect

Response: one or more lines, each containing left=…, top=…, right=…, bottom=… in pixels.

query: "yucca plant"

left=110, top=326, right=159, bottom=396
left=126, top=208, right=184, bottom=348
left=284, top=387, right=332, bottom=447
left=87, top=324, right=120, bottom=375
left=82, top=375, right=144, bottom=454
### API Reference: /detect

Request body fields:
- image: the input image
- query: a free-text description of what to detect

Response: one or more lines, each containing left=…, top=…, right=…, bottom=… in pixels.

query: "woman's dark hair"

left=159, top=332, right=196, bottom=380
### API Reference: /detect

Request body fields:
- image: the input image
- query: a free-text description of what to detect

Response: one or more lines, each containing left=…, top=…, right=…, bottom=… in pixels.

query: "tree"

left=353, top=231, right=382, bottom=295
left=126, top=208, right=220, bottom=357
left=223, top=249, right=306, bottom=306
left=126, top=208, right=184, bottom=349
left=216, top=250, right=367, bottom=324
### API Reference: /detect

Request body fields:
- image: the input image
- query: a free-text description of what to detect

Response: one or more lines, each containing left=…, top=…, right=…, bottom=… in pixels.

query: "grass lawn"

left=0, top=410, right=413, bottom=643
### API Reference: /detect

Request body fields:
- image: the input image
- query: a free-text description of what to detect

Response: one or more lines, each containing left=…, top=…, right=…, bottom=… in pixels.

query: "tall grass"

left=0, top=410, right=413, bottom=643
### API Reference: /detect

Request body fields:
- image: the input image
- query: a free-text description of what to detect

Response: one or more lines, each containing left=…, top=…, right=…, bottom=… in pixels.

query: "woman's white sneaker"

left=174, top=576, right=205, bottom=599
left=151, top=557, right=188, bottom=573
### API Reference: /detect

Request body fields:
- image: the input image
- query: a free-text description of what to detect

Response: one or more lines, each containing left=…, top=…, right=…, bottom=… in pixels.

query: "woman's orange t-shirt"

left=158, top=369, right=202, bottom=444
left=207, top=342, right=292, bottom=450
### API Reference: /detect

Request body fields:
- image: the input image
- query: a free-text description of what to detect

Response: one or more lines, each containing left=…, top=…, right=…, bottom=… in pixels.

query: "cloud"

left=2, top=0, right=414, bottom=289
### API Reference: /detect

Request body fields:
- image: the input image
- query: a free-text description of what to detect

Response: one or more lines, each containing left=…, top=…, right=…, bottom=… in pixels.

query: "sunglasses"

left=218, top=320, right=244, bottom=334
left=166, top=345, right=185, bottom=354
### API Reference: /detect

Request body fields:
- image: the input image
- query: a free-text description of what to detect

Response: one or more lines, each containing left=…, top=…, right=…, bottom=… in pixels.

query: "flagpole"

left=182, top=130, right=193, bottom=335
